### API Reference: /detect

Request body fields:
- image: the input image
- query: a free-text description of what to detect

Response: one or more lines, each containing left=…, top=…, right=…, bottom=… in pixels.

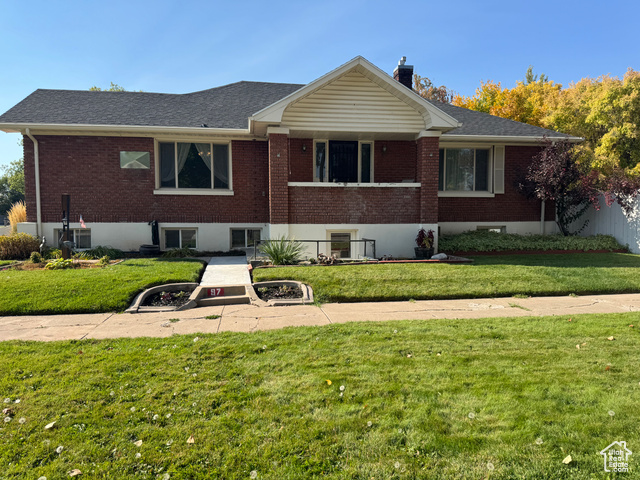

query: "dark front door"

left=329, top=141, right=358, bottom=183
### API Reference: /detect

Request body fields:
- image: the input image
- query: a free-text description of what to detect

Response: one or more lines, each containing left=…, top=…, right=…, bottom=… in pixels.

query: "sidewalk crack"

left=80, top=313, right=115, bottom=340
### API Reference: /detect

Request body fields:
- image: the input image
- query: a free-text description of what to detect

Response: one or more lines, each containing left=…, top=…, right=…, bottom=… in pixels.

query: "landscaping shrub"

left=43, top=248, right=62, bottom=260
left=438, top=230, right=626, bottom=253
left=161, top=247, right=199, bottom=258
left=29, top=251, right=44, bottom=264
left=0, top=233, right=40, bottom=260
left=44, top=258, right=74, bottom=270
left=7, top=200, right=26, bottom=234
left=260, top=236, right=304, bottom=265
left=84, top=245, right=125, bottom=259
left=98, top=255, right=110, bottom=267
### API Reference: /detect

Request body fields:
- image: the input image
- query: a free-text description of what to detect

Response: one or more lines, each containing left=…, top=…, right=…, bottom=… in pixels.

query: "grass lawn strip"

left=1, top=313, right=639, bottom=478
left=253, top=253, right=640, bottom=303
left=0, top=258, right=205, bottom=315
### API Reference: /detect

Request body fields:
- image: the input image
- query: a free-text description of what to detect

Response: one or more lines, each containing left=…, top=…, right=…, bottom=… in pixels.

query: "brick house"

left=0, top=57, right=578, bottom=258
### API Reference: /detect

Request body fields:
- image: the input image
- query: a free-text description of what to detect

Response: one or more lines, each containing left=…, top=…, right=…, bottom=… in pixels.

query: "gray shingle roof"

left=427, top=99, right=571, bottom=138
left=0, top=80, right=571, bottom=138
left=0, top=81, right=305, bottom=129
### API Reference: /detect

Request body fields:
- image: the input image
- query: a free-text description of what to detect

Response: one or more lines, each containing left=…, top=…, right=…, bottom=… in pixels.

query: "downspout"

left=540, top=200, right=546, bottom=235
left=25, top=128, right=42, bottom=238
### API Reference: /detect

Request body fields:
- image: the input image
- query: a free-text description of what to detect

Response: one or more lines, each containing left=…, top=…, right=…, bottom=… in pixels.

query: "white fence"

left=582, top=197, right=640, bottom=253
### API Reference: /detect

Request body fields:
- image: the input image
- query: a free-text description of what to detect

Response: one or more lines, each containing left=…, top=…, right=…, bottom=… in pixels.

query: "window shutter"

left=493, top=146, right=505, bottom=194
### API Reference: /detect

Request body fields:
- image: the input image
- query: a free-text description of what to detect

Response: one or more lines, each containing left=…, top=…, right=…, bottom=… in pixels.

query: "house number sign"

left=207, top=288, right=225, bottom=297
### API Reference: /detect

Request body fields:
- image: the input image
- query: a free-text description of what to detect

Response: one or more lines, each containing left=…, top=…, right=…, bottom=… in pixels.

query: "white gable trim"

left=250, top=56, right=460, bottom=132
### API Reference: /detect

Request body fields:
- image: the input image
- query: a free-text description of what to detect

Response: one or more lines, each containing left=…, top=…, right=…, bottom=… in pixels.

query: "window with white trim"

left=163, top=229, right=197, bottom=249
left=54, top=229, right=91, bottom=249
left=438, top=148, right=490, bottom=192
left=315, top=140, right=373, bottom=183
left=159, top=142, right=230, bottom=190
left=230, top=229, right=261, bottom=248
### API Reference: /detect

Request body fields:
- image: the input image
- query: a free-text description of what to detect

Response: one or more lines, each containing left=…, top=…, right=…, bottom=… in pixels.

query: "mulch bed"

left=142, top=290, right=192, bottom=308
left=255, top=284, right=303, bottom=301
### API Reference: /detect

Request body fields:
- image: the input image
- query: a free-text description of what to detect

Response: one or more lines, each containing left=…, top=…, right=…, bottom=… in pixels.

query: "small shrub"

left=29, top=251, right=44, bottom=264
left=7, top=200, right=26, bottom=234
left=0, top=233, right=40, bottom=260
left=84, top=246, right=125, bottom=259
left=44, top=248, right=62, bottom=260
left=98, top=255, right=111, bottom=267
left=44, top=258, right=74, bottom=270
left=260, top=236, right=304, bottom=265
left=73, top=251, right=92, bottom=260
left=161, top=247, right=199, bottom=258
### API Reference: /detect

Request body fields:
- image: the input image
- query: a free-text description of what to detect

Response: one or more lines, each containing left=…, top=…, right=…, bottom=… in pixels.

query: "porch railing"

left=253, top=238, right=376, bottom=260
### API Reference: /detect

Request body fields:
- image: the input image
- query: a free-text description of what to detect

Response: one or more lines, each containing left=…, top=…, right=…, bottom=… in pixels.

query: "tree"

left=89, top=82, right=127, bottom=92
left=413, top=74, right=455, bottom=103
left=519, top=139, right=599, bottom=236
left=0, top=159, right=25, bottom=216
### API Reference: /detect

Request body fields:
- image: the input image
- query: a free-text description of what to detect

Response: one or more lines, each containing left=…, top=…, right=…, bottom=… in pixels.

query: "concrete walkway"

left=1, top=293, right=640, bottom=342
left=199, top=256, right=251, bottom=286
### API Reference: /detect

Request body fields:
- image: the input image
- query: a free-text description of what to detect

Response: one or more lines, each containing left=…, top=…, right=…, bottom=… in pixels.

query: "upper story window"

left=159, top=142, right=230, bottom=190
left=315, top=140, right=373, bottom=183
left=438, top=147, right=490, bottom=192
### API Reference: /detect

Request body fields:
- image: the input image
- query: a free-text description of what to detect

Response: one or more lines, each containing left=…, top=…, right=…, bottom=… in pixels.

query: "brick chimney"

left=393, top=56, right=413, bottom=90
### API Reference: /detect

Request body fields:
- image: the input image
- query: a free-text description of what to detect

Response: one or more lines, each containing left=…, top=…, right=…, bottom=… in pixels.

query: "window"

left=477, top=226, right=506, bottom=233
left=159, top=142, right=230, bottom=190
left=315, top=140, right=373, bottom=183
left=330, top=233, right=351, bottom=258
left=438, top=148, right=490, bottom=192
left=231, top=229, right=261, bottom=248
left=120, top=151, right=150, bottom=169
left=163, top=229, right=197, bottom=249
left=55, top=229, right=91, bottom=249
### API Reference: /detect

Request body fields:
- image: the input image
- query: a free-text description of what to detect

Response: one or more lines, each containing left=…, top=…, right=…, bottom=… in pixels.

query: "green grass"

left=0, top=258, right=205, bottom=315
left=0, top=260, right=15, bottom=267
left=1, top=313, right=639, bottom=478
left=253, top=253, right=640, bottom=303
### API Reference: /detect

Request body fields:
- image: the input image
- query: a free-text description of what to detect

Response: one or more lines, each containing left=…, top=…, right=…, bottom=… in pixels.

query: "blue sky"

left=1, top=0, right=639, bottom=170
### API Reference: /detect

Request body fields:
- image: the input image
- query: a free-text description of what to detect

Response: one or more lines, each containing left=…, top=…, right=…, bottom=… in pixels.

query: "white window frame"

left=314, top=140, right=374, bottom=184
left=54, top=228, right=92, bottom=250
left=438, top=144, right=495, bottom=197
left=154, top=139, right=233, bottom=195
left=230, top=228, right=262, bottom=249
left=162, top=228, right=198, bottom=250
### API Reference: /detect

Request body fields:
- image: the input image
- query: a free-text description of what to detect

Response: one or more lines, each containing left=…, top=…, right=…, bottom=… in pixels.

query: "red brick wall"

left=289, top=138, right=313, bottom=182
left=268, top=133, right=289, bottom=224
left=23, top=135, right=270, bottom=223
left=417, top=136, right=439, bottom=224
left=438, top=145, right=554, bottom=222
left=288, top=187, right=420, bottom=224
left=374, top=141, right=417, bottom=182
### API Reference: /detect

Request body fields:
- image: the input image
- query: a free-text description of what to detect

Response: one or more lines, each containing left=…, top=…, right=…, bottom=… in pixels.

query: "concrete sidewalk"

left=1, top=293, right=640, bottom=342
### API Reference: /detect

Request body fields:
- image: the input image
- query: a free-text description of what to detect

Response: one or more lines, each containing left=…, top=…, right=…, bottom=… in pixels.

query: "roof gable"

left=251, top=56, right=460, bottom=133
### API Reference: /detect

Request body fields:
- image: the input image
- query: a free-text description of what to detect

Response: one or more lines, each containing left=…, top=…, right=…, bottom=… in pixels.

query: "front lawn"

left=0, top=313, right=638, bottom=478
left=253, top=253, right=640, bottom=303
left=0, top=258, right=205, bottom=315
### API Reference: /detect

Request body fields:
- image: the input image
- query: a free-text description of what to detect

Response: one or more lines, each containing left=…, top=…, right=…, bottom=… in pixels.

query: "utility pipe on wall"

left=25, top=128, right=42, bottom=237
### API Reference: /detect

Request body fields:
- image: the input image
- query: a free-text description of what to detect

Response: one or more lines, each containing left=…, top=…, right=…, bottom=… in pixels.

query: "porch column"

left=416, top=131, right=440, bottom=224
left=267, top=127, right=290, bottom=225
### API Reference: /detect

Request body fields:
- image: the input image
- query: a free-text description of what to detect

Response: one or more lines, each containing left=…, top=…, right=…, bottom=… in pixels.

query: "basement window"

left=330, top=232, right=351, bottom=258
left=159, top=142, right=230, bottom=190
left=163, top=229, right=197, bottom=249
left=231, top=229, right=261, bottom=248
left=315, top=140, right=373, bottom=183
left=54, top=229, right=91, bottom=249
